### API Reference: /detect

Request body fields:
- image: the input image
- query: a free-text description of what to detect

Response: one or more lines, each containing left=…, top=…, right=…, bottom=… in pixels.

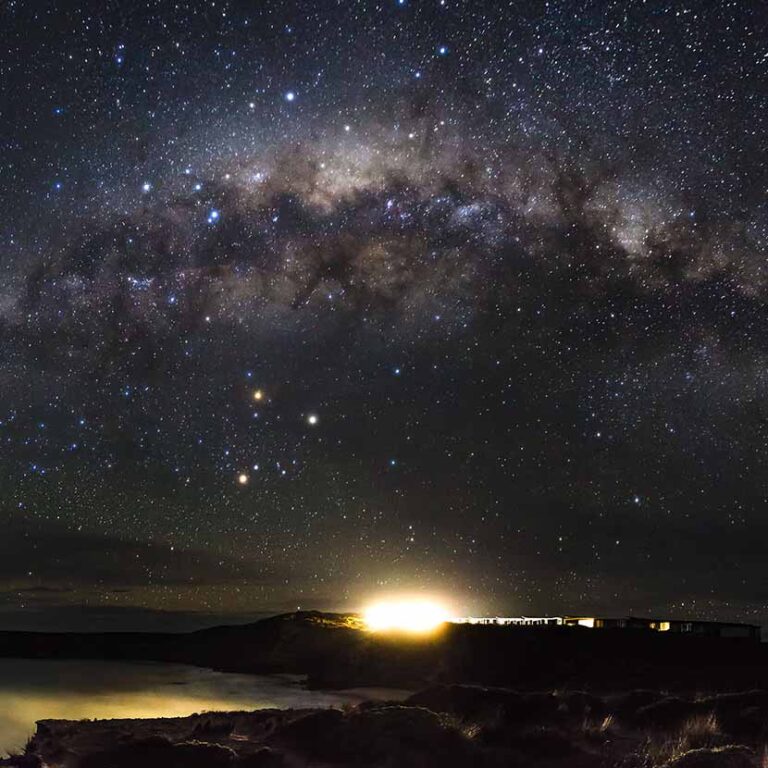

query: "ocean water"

left=0, top=658, right=408, bottom=756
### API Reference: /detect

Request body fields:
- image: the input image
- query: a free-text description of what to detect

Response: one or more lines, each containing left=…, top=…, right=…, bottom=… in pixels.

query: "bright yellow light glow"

left=253, top=389, right=264, bottom=401
left=237, top=473, right=249, bottom=485
left=363, top=599, right=449, bottom=634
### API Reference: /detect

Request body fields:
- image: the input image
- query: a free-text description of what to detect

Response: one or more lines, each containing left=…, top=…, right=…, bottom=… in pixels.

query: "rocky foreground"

left=6, top=685, right=768, bottom=767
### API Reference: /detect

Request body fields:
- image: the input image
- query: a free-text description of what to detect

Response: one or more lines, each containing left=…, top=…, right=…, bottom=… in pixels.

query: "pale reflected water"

left=0, top=659, right=408, bottom=756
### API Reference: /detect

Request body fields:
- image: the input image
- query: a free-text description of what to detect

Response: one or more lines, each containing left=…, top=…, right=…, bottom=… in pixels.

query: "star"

left=0, top=0, right=763, bottom=640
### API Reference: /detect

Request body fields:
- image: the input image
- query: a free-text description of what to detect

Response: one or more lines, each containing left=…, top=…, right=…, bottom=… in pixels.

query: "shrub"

left=661, top=745, right=755, bottom=768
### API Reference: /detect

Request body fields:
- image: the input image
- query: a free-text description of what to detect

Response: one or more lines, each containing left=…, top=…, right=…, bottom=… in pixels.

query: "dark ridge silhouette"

left=1, top=611, right=767, bottom=693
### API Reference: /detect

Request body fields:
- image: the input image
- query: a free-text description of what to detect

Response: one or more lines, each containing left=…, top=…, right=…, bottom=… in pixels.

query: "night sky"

left=1, top=0, right=766, bottom=632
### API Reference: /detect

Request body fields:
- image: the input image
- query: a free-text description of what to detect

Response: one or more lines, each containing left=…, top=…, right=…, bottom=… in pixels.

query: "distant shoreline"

left=2, top=611, right=768, bottom=694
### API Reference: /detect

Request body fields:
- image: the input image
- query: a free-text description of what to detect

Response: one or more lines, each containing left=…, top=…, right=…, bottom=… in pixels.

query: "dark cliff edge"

left=1, top=611, right=767, bottom=692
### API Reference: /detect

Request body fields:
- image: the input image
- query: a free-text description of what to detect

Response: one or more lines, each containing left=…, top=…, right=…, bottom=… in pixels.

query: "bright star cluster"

left=0, top=0, right=766, bottom=631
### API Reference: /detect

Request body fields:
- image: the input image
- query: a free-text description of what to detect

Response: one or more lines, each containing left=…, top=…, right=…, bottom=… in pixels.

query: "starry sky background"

left=1, top=0, right=766, bottom=632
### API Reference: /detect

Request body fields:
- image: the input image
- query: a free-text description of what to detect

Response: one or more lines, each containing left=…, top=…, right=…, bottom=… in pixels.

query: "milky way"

left=1, top=0, right=767, bottom=630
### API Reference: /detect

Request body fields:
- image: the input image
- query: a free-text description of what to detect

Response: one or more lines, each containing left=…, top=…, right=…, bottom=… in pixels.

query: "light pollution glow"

left=362, top=598, right=450, bottom=634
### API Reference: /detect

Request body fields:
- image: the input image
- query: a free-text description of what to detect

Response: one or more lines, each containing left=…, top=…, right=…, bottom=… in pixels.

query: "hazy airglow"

left=362, top=598, right=449, bottom=634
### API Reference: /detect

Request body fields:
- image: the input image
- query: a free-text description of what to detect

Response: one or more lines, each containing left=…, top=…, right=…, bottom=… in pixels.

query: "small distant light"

left=307, top=414, right=319, bottom=426
left=238, top=473, right=249, bottom=485
left=285, top=91, right=296, bottom=102
left=438, top=45, right=449, bottom=56
left=207, top=209, right=220, bottom=224
left=253, top=389, right=264, bottom=402
left=193, top=182, right=203, bottom=192
left=141, top=181, right=152, bottom=193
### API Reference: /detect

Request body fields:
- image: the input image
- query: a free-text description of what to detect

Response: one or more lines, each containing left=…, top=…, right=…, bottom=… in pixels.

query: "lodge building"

left=451, top=615, right=761, bottom=641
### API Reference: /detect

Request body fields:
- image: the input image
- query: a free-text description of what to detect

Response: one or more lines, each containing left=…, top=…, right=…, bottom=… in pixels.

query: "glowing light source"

left=253, top=389, right=264, bottom=401
left=306, top=413, right=318, bottom=426
left=363, top=599, right=449, bottom=634
left=237, top=473, right=249, bottom=485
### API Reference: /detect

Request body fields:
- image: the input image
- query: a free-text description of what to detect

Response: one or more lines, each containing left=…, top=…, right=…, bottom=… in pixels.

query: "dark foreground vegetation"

left=6, top=685, right=768, bottom=767
left=1, top=612, right=767, bottom=692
